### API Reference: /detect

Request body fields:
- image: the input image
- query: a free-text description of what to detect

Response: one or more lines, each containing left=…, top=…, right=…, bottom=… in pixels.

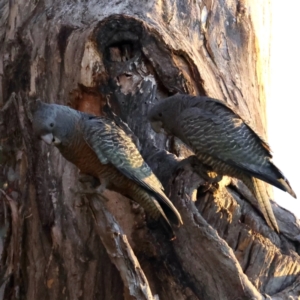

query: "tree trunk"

left=1, top=1, right=300, bottom=299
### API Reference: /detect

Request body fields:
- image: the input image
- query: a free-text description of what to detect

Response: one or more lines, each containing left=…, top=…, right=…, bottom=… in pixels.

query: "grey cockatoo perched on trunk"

left=32, top=100, right=182, bottom=238
left=148, top=94, right=296, bottom=232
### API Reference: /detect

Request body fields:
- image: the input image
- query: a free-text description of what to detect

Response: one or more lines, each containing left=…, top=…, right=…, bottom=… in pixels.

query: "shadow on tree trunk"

left=1, top=2, right=300, bottom=300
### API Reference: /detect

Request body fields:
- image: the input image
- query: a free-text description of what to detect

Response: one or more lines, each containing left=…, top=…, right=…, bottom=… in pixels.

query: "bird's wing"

left=188, top=96, right=272, bottom=154
left=176, top=106, right=290, bottom=191
left=83, top=116, right=182, bottom=225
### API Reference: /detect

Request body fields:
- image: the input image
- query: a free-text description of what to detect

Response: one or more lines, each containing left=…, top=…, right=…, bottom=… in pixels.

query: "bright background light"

left=268, top=2, right=299, bottom=217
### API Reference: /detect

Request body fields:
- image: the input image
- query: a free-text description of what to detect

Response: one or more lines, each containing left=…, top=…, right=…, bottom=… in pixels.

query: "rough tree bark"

left=1, top=1, right=300, bottom=299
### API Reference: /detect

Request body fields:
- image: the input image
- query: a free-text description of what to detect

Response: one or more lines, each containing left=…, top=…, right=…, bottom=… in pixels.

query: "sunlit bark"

left=1, top=1, right=300, bottom=299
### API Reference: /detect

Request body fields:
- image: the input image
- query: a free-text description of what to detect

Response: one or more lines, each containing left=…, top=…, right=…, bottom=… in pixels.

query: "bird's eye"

left=49, top=123, right=54, bottom=127
left=158, top=113, right=162, bottom=117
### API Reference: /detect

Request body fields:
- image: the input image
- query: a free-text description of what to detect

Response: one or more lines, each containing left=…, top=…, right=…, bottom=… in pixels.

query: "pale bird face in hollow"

left=148, top=99, right=181, bottom=135
left=148, top=105, right=167, bottom=134
left=150, top=120, right=164, bottom=133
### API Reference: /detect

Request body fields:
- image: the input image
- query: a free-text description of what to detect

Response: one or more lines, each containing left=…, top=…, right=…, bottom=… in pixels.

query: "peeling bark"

left=88, top=190, right=155, bottom=300
left=1, top=0, right=300, bottom=299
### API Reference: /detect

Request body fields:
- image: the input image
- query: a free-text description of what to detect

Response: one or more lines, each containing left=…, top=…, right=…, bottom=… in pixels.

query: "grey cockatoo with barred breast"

left=148, top=94, right=296, bottom=232
left=32, top=100, right=182, bottom=238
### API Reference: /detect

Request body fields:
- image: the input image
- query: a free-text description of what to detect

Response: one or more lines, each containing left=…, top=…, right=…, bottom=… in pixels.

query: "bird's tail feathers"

left=152, top=199, right=176, bottom=239
left=268, top=162, right=297, bottom=198
left=252, top=178, right=279, bottom=232
left=243, top=176, right=279, bottom=232
left=277, top=178, right=297, bottom=199
left=243, top=161, right=297, bottom=199
left=158, top=215, right=176, bottom=240
left=151, top=191, right=183, bottom=227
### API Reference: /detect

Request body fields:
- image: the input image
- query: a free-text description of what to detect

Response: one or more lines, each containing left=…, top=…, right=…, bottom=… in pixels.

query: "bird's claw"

left=72, top=175, right=109, bottom=202
left=177, top=155, right=222, bottom=189
left=78, top=173, right=100, bottom=187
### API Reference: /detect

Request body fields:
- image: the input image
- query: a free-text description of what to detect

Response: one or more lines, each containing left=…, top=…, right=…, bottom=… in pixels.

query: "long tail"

left=129, top=186, right=176, bottom=238
left=248, top=161, right=297, bottom=199
left=277, top=177, right=297, bottom=199
left=151, top=191, right=183, bottom=227
left=241, top=175, right=279, bottom=232
left=152, top=198, right=176, bottom=239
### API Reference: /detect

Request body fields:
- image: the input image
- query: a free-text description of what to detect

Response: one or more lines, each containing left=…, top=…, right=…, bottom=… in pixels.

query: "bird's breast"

left=58, top=139, right=134, bottom=193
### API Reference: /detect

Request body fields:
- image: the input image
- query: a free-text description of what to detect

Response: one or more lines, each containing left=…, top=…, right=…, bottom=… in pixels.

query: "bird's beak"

left=41, top=133, right=54, bottom=145
left=41, top=133, right=61, bottom=145
left=150, top=121, right=163, bottom=133
left=53, top=136, right=61, bottom=146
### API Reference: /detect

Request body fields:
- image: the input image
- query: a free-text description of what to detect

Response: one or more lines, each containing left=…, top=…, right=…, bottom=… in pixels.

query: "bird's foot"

left=74, top=187, right=110, bottom=202
left=200, top=181, right=220, bottom=194
left=75, top=174, right=109, bottom=201
left=177, top=156, right=222, bottom=192
left=78, top=173, right=100, bottom=188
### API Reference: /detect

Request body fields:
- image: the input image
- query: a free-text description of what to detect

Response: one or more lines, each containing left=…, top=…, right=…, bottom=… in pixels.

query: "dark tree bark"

left=1, top=1, right=300, bottom=299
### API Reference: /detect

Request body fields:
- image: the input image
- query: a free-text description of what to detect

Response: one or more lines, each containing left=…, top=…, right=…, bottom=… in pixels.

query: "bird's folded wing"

left=189, top=96, right=272, bottom=154
left=177, top=107, right=290, bottom=191
left=83, top=117, right=182, bottom=224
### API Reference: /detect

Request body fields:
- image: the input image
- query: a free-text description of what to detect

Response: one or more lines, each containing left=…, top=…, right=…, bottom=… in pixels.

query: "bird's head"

left=32, top=100, right=78, bottom=147
left=148, top=95, right=184, bottom=134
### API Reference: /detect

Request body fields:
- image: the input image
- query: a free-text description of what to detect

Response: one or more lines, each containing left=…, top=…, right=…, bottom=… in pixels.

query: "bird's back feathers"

left=82, top=116, right=183, bottom=226
left=32, top=102, right=183, bottom=235
left=165, top=95, right=296, bottom=199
